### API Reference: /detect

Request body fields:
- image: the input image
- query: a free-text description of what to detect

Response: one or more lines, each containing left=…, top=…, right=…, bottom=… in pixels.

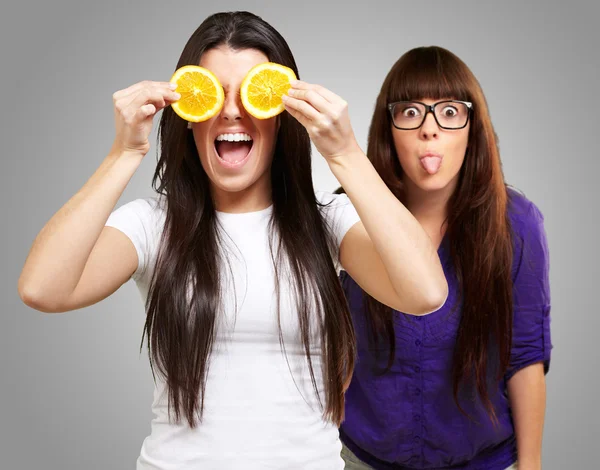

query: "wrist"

left=517, top=455, right=542, bottom=470
left=101, top=151, right=144, bottom=182
left=327, top=145, right=367, bottom=178
left=106, top=149, right=145, bottom=165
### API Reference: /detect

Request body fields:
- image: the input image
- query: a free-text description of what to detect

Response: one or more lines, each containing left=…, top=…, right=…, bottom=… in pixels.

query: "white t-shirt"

left=105, top=191, right=360, bottom=470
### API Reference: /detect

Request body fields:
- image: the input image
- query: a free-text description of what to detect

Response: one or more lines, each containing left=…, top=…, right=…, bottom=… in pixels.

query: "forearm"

left=18, top=151, right=143, bottom=304
left=507, top=363, right=546, bottom=470
left=330, top=149, right=447, bottom=310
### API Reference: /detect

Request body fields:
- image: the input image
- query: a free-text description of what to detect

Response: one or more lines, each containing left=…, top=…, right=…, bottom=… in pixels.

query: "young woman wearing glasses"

left=338, top=46, right=552, bottom=470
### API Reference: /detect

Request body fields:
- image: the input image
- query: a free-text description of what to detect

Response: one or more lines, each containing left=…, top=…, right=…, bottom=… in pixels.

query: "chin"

left=214, top=176, right=258, bottom=193
left=410, top=173, right=455, bottom=193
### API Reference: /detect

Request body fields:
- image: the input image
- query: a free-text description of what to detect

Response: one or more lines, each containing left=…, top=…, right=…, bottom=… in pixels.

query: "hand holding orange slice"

left=240, top=62, right=297, bottom=119
left=170, top=65, right=224, bottom=122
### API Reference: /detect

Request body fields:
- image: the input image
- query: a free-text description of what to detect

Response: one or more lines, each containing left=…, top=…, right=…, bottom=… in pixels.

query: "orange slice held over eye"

left=240, top=62, right=297, bottom=119
left=170, top=65, right=224, bottom=122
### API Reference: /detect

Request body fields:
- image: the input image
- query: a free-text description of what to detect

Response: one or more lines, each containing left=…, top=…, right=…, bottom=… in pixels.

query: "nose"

left=221, top=91, right=244, bottom=121
left=419, top=111, right=439, bottom=139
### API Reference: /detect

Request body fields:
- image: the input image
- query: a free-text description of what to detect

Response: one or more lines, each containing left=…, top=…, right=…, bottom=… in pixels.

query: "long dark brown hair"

left=144, top=11, right=355, bottom=428
left=343, top=46, right=513, bottom=422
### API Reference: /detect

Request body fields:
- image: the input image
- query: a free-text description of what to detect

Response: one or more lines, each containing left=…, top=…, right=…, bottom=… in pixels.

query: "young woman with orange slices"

left=18, top=12, right=448, bottom=469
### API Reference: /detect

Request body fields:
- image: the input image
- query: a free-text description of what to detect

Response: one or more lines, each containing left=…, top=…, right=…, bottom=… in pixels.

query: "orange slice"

left=170, top=65, right=224, bottom=122
left=240, top=62, right=297, bottom=119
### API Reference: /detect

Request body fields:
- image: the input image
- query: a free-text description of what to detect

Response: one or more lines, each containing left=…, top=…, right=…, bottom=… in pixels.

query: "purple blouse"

left=340, top=189, right=552, bottom=470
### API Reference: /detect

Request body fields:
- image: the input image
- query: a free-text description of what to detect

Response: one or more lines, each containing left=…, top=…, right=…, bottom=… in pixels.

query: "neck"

left=211, top=174, right=272, bottom=214
left=403, top=177, right=457, bottom=234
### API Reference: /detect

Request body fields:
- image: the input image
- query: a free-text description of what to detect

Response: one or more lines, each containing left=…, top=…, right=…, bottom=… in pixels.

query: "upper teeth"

left=216, top=133, right=252, bottom=142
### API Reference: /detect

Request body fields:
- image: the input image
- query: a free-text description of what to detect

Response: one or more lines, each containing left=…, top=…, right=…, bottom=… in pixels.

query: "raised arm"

left=18, top=81, right=179, bottom=313
left=283, top=80, right=447, bottom=315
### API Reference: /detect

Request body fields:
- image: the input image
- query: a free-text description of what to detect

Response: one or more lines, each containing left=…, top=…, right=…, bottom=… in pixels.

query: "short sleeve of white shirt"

left=104, top=197, right=165, bottom=282
left=315, top=190, right=360, bottom=254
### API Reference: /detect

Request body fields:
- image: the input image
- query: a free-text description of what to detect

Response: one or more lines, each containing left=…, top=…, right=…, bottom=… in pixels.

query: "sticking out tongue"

left=216, top=141, right=252, bottom=163
left=420, top=156, right=442, bottom=175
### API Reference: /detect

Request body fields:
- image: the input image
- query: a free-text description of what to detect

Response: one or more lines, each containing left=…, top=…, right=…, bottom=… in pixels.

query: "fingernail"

left=281, top=94, right=289, bottom=101
left=286, top=89, right=295, bottom=97
left=289, top=79, right=298, bottom=86
left=169, top=83, right=177, bottom=90
left=174, top=93, right=181, bottom=100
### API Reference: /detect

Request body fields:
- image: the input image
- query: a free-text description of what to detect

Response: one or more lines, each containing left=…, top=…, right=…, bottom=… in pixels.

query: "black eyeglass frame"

left=387, top=100, right=473, bottom=130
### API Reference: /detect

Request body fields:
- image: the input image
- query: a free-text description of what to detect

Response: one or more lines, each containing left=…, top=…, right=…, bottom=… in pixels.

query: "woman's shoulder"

left=506, top=186, right=545, bottom=235
left=506, top=187, right=549, bottom=278
left=106, top=194, right=166, bottom=236
left=314, top=189, right=351, bottom=206
left=127, top=194, right=165, bottom=211
left=118, top=195, right=165, bottom=217
left=314, top=190, right=360, bottom=247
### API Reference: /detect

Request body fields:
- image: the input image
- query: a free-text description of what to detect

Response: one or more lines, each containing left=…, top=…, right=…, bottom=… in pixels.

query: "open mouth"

left=214, top=133, right=254, bottom=168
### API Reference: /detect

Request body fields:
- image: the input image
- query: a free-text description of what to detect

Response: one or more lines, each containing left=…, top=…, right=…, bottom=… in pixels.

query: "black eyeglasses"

left=387, top=100, right=473, bottom=130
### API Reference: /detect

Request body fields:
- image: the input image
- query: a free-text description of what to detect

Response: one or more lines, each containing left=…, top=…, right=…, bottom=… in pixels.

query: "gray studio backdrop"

left=1, top=0, right=598, bottom=469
